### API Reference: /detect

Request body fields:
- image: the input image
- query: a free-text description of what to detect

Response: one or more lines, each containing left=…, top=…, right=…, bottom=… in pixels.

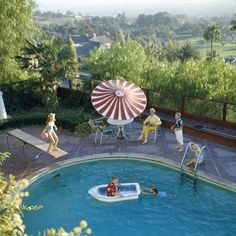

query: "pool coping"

left=25, top=153, right=236, bottom=193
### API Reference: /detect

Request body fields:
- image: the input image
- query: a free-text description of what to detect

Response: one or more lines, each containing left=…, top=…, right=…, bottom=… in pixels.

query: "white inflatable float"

left=88, top=183, right=141, bottom=202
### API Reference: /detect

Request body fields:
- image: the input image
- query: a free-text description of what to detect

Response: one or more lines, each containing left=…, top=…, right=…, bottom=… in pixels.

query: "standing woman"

left=171, top=112, right=184, bottom=152
left=43, top=113, right=59, bottom=153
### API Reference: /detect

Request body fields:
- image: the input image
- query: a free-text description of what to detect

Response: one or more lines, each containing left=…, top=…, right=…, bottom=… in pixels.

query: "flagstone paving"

left=0, top=121, right=236, bottom=187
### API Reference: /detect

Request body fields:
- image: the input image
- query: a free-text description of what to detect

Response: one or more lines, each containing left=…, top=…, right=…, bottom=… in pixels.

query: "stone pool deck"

left=0, top=122, right=236, bottom=191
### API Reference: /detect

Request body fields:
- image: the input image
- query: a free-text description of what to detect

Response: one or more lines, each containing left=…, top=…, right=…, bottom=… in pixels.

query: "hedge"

left=0, top=109, right=92, bottom=132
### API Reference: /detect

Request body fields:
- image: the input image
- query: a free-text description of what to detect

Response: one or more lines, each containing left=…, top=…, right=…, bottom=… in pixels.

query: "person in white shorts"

left=171, top=112, right=184, bottom=152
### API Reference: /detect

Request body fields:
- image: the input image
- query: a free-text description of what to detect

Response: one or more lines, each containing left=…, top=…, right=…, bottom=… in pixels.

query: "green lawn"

left=34, top=16, right=76, bottom=26
left=176, top=36, right=236, bottom=57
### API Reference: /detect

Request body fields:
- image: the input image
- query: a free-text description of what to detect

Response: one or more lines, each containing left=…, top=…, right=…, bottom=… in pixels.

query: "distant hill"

left=36, top=0, right=236, bottom=17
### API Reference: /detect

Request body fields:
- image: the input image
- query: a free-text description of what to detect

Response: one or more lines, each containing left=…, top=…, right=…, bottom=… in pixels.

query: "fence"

left=61, top=79, right=236, bottom=128
left=1, top=78, right=235, bottom=128
left=145, top=88, right=236, bottom=127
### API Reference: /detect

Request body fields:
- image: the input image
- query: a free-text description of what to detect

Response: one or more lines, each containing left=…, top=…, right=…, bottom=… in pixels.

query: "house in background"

left=90, top=33, right=111, bottom=50
left=71, top=35, right=100, bottom=58
left=71, top=34, right=112, bottom=58
left=223, top=57, right=236, bottom=65
left=61, top=34, right=112, bottom=88
left=71, top=34, right=112, bottom=79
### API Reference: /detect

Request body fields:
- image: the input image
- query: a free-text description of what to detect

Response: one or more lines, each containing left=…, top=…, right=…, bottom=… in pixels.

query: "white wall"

left=0, top=91, right=7, bottom=119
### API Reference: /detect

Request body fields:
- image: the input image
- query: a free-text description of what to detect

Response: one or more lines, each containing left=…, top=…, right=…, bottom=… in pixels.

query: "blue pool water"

left=23, top=159, right=236, bottom=236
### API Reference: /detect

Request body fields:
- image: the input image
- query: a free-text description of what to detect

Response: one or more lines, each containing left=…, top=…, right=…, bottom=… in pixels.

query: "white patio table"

left=107, top=118, right=134, bottom=140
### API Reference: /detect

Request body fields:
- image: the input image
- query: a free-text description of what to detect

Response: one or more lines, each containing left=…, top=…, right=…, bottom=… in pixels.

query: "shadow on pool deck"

left=1, top=122, right=236, bottom=186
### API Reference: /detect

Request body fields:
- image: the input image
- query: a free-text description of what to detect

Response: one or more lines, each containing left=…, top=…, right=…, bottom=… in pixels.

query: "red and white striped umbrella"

left=91, top=80, right=147, bottom=120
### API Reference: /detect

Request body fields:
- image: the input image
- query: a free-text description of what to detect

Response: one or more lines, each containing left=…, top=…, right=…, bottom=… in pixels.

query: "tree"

left=115, top=30, right=126, bottom=44
left=164, top=41, right=179, bottom=62
left=65, top=10, right=74, bottom=16
left=203, top=24, right=221, bottom=58
left=143, top=58, right=236, bottom=103
left=61, top=36, right=79, bottom=87
left=0, top=0, right=36, bottom=84
left=85, top=39, right=147, bottom=85
left=177, top=43, right=199, bottom=62
left=145, top=42, right=162, bottom=63
left=230, top=14, right=236, bottom=30
left=18, top=34, right=79, bottom=110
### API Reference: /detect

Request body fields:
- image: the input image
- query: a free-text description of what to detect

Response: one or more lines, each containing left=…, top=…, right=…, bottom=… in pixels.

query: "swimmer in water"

left=141, top=186, right=168, bottom=197
left=141, top=186, right=158, bottom=195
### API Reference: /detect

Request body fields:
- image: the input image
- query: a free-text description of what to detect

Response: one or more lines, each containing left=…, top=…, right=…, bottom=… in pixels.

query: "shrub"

left=0, top=152, right=92, bottom=236
left=73, top=122, right=91, bottom=137
left=0, top=108, right=91, bottom=132
left=0, top=79, right=43, bottom=113
left=59, top=89, right=93, bottom=111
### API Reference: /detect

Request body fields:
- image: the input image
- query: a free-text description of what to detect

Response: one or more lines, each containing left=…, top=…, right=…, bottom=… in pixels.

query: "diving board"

left=7, top=129, right=68, bottom=159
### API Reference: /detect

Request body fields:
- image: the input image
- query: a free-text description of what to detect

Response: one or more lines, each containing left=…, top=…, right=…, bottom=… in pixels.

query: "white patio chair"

left=95, top=125, right=115, bottom=146
left=88, top=118, right=115, bottom=146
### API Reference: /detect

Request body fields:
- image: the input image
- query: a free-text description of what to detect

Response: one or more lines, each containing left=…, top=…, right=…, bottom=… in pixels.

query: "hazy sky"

left=36, top=0, right=236, bottom=17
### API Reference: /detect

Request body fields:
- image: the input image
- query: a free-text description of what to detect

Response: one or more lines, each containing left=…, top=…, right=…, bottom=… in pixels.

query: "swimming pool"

left=23, top=159, right=236, bottom=236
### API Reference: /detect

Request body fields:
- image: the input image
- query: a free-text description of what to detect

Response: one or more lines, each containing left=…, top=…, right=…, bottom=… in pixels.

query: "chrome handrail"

left=180, top=142, right=192, bottom=169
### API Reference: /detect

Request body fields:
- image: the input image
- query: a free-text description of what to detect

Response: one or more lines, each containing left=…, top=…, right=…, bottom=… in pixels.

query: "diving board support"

left=34, top=151, right=44, bottom=160
left=6, top=129, right=68, bottom=159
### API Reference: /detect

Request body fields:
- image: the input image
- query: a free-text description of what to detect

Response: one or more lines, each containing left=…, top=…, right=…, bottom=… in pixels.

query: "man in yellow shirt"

left=138, top=108, right=162, bottom=144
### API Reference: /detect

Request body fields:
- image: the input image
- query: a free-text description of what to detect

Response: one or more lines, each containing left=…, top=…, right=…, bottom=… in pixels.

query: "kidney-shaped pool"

left=23, top=159, right=236, bottom=236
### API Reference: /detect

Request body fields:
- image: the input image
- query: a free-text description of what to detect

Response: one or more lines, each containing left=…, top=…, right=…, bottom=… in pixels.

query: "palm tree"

left=17, top=35, right=78, bottom=110
left=230, top=14, right=236, bottom=30
left=203, top=24, right=221, bottom=58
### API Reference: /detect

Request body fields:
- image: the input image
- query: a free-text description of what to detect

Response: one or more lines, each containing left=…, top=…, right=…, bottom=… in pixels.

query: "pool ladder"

left=180, top=142, right=207, bottom=185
